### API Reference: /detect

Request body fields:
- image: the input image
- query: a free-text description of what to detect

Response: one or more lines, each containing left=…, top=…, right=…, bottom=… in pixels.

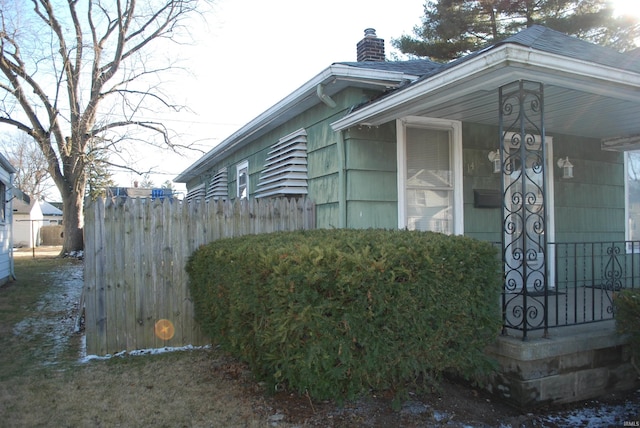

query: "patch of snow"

left=64, top=250, right=84, bottom=260
left=538, top=398, right=640, bottom=427
left=400, top=400, right=430, bottom=416
left=79, top=344, right=211, bottom=363
left=13, top=263, right=84, bottom=367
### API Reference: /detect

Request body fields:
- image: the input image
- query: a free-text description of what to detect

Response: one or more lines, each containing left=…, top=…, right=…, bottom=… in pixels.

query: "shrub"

left=615, top=289, right=640, bottom=374
left=186, top=229, right=502, bottom=402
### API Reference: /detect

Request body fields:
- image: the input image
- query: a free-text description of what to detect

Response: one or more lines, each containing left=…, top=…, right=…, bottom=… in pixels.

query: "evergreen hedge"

left=186, top=229, right=502, bottom=401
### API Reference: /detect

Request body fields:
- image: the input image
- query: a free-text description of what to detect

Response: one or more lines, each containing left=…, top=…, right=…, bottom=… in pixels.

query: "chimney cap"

left=364, top=28, right=377, bottom=38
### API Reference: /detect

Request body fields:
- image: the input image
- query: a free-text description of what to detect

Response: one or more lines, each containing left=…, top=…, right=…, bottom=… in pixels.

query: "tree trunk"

left=61, top=189, right=84, bottom=253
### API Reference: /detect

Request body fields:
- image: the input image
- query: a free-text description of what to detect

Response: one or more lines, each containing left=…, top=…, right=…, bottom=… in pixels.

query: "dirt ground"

left=12, top=245, right=64, bottom=258
left=1, top=254, right=639, bottom=427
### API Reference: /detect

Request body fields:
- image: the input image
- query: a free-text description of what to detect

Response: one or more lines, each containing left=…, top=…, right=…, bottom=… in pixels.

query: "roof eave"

left=0, top=153, right=16, bottom=174
left=330, top=44, right=640, bottom=131
left=175, top=64, right=419, bottom=183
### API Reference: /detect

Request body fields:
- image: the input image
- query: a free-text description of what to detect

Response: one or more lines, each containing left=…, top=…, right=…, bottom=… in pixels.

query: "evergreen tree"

left=161, top=180, right=175, bottom=192
left=140, top=174, right=155, bottom=189
left=393, top=0, right=640, bottom=62
left=85, top=140, right=115, bottom=201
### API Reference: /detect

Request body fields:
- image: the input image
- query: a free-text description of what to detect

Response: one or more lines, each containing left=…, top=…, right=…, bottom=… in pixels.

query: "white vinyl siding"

left=255, top=129, right=308, bottom=198
left=0, top=181, right=5, bottom=223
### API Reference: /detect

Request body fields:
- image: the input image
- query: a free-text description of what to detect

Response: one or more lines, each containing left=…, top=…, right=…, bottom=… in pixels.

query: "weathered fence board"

left=84, top=197, right=315, bottom=356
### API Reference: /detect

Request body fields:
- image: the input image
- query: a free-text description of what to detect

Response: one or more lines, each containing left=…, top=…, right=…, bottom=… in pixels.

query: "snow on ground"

left=19, top=261, right=640, bottom=426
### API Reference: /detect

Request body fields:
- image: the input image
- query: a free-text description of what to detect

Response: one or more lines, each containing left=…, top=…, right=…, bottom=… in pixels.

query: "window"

left=207, top=168, right=228, bottom=201
left=626, top=151, right=640, bottom=241
left=255, top=129, right=308, bottom=198
left=397, top=117, right=463, bottom=234
left=236, top=160, right=248, bottom=199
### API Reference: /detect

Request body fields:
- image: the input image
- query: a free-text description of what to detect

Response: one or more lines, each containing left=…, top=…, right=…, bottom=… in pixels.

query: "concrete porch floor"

left=488, top=317, right=639, bottom=408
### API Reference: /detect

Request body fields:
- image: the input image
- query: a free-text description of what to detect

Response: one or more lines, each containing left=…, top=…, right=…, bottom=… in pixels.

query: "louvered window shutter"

left=255, top=129, right=308, bottom=198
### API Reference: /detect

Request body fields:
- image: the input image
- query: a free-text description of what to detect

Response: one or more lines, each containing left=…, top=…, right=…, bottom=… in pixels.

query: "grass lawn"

left=1, top=256, right=637, bottom=427
left=0, top=257, right=273, bottom=427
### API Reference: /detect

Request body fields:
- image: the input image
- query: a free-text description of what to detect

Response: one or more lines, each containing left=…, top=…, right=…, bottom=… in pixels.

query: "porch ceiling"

left=331, top=45, right=640, bottom=145
left=415, top=84, right=640, bottom=140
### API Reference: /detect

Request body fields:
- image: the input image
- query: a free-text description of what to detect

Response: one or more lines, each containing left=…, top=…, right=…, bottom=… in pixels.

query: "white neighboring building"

left=40, top=200, right=63, bottom=225
left=12, top=190, right=43, bottom=248
left=0, top=153, right=16, bottom=284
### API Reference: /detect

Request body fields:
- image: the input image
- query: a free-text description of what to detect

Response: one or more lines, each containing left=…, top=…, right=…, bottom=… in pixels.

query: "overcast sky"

left=119, top=0, right=426, bottom=191
left=36, top=0, right=637, bottom=196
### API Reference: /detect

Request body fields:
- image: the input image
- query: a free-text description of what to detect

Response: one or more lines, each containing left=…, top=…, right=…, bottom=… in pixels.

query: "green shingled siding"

left=188, top=87, right=375, bottom=227
left=188, top=109, right=626, bottom=242
left=346, top=201, right=397, bottom=229
left=553, top=136, right=624, bottom=243
left=462, top=123, right=503, bottom=243
left=342, top=123, right=397, bottom=229
left=461, top=123, right=625, bottom=244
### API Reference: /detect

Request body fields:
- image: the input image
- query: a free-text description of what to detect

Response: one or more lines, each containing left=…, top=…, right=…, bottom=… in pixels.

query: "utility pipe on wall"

left=336, top=130, right=347, bottom=228
left=316, top=84, right=337, bottom=108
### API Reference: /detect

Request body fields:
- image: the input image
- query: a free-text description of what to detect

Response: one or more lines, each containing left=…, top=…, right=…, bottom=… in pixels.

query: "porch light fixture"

left=488, top=150, right=501, bottom=173
left=557, top=157, right=574, bottom=179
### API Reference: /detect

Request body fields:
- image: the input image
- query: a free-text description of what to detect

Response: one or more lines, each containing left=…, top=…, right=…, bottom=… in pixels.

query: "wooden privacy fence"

left=84, top=197, right=315, bottom=356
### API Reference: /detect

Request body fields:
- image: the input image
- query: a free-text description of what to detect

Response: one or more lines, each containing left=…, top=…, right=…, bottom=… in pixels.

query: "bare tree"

left=0, top=0, right=204, bottom=252
left=1, top=132, right=55, bottom=200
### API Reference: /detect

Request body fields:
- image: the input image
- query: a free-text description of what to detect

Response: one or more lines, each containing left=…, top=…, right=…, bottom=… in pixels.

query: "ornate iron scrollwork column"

left=499, top=80, right=548, bottom=339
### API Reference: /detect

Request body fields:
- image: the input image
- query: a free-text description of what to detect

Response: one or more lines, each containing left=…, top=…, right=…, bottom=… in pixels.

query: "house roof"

left=177, top=26, right=640, bottom=184
left=498, top=25, right=640, bottom=72
left=0, top=152, right=16, bottom=174
left=331, top=25, right=640, bottom=144
left=406, top=25, right=640, bottom=83
left=336, top=59, right=444, bottom=75
left=40, top=200, right=63, bottom=216
left=175, top=60, right=442, bottom=183
left=12, top=192, right=43, bottom=218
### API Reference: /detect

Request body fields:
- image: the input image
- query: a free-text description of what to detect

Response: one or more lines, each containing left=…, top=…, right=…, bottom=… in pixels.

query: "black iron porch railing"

left=501, top=241, right=639, bottom=339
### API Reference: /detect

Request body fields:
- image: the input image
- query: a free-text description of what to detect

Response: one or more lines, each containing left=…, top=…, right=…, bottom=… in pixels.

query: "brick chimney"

left=357, top=28, right=385, bottom=62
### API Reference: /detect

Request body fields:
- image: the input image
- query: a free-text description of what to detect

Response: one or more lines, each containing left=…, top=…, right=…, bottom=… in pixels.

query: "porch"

left=491, top=240, right=639, bottom=408
left=502, top=241, right=639, bottom=339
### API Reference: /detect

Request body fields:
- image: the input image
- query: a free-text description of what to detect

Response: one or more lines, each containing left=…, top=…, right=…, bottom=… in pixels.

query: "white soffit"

left=330, top=44, right=640, bottom=131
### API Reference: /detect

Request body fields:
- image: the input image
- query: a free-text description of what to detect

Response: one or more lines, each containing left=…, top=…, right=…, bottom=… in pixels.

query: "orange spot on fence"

left=154, top=319, right=175, bottom=341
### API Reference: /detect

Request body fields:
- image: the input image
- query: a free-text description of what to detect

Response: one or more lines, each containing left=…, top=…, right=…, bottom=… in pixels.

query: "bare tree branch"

left=0, top=0, right=209, bottom=251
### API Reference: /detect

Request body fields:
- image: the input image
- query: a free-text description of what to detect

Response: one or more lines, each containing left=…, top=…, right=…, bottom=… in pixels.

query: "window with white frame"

left=397, top=117, right=463, bottom=235
left=626, top=151, right=640, bottom=241
left=236, top=160, right=249, bottom=199
left=255, top=128, right=308, bottom=198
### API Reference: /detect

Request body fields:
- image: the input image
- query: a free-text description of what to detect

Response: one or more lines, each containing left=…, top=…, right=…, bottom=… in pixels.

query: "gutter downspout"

left=336, top=130, right=347, bottom=228
left=317, top=84, right=337, bottom=108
